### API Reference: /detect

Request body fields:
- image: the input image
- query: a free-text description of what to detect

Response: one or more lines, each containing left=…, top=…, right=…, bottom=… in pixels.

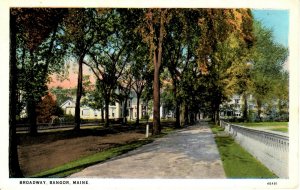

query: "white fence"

left=220, top=120, right=289, bottom=178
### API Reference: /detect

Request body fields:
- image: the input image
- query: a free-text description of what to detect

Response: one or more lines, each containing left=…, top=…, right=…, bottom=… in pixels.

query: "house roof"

left=60, top=99, right=76, bottom=108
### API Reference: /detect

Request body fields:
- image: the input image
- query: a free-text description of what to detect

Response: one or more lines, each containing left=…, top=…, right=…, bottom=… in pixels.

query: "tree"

left=63, top=8, right=110, bottom=130
left=162, top=9, right=203, bottom=127
left=85, top=9, right=133, bottom=127
left=159, top=9, right=254, bottom=126
left=211, top=31, right=254, bottom=122
left=117, top=9, right=151, bottom=126
left=136, top=9, right=170, bottom=134
left=226, top=59, right=252, bottom=121
left=196, top=9, right=254, bottom=124
left=16, top=9, right=67, bottom=135
left=273, top=71, right=289, bottom=119
left=118, top=68, right=133, bottom=125
left=130, top=44, right=150, bottom=126
left=17, top=35, right=64, bottom=135
left=249, top=21, right=288, bottom=121
left=82, top=79, right=106, bottom=122
left=64, top=9, right=92, bottom=130
left=10, top=8, right=66, bottom=177
left=50, top=86, right=76, bottom=106
left=9, top=9, right=23, bottom=178
left=36, top=93, right=64, bottom=123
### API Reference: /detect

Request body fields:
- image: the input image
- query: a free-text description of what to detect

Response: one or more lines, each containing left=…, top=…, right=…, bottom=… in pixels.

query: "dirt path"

left=69, top=122, right=226, bottom=178
left=18, top=128, right=145, bottom=176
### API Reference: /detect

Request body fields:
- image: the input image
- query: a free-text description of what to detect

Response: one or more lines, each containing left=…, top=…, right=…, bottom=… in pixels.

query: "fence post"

left=146, top=123, right=149, bottom=138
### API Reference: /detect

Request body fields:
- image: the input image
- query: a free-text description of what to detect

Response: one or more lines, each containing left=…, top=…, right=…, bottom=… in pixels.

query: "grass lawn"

left=210, top=124, right=277, bottom=178
left=30, top=123, right=178, bottom=178
left=235, top=122, right=288, bottom=133
left=31, top=139, right=153, bottom=178
left=236, top=122, right=288, bottom=127
left=269, top=127, right=288, bottom=132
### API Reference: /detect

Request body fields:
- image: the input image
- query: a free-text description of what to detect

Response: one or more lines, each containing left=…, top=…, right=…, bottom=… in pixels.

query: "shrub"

left=62, top=114, right=75, bottom=123
left=141, top=115, right=149, bottom=121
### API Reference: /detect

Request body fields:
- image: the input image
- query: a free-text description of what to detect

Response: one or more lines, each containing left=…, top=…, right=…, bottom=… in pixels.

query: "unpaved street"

left=70, top=122, right=225, bottom=178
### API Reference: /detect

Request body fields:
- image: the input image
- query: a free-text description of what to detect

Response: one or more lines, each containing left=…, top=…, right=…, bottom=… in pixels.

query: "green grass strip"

left=270, top=127, right=288, bottom=132
left=236, top=122, right=288, bottom=127
left=210, top=124, right=277, bottom=178
left=30, top=139, right=153, bottom=178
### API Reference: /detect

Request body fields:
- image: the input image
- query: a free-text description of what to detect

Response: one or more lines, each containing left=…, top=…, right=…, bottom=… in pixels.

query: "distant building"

left=59, top=91, right=146, bottom=120
left=220, top=94, right=257, bottom=119
left=219, top=94, right=285, bottom=121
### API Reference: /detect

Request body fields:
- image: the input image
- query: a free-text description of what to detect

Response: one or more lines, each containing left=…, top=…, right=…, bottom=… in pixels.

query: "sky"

left=252, top=9, right=289, bottom=47
left=48, top=64, right=95, bottom=89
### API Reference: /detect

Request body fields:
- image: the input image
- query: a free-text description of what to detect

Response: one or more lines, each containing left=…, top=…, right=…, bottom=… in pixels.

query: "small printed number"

left=267, top=182, right=277, bottom=185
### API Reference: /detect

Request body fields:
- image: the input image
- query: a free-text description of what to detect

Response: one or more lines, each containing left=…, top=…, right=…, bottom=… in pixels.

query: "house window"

left=82, top=109, right=90, bottom=116
left=111, top=108, right=115, bottom=118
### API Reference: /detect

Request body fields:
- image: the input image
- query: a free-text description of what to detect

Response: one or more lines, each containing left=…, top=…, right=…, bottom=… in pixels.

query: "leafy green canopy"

left=248, top=21, right=288, bottom=117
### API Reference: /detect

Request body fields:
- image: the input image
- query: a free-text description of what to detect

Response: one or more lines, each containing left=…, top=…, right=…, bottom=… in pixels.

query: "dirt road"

left=69, top=122, right=226, bottom=178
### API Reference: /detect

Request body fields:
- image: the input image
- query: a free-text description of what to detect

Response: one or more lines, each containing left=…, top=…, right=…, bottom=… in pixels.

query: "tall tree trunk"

left=153, top=66, right=161, bottom=135
left=172, top=78, right=180, bottom=128
left=122, top=97, right=128, bottom=124
left=215, top=109, right=220, bottom=125
left=9, top=12, right=23, bottom=177
left=152, top=10, right=165, bottom=135
left=212, top=101, right=220, bottom=125
left=28, top=98, right=38, bottom=135
left=257, top=99, right=262, bottom=122
left=175, top=101, right=180, bottom=128
left=101, top=108, right=104, bottom=122
left=104, top=95, right=110, bottom=127
left=180, top=104, right=185, bottom=126
left=184, top=104, right=189, bottom=126
left=212, top=102, right=220, bottom=125
left=74, top=56, right=84, bottom=131
left=136, top=93, right=141, bottom=127
left=28, top=52, right=38, bottom=135
left=211, top=110, right=215, bottom=122
left=242, top=93, right=248, bottom=122
left=150, top=10, right=166, bottom=135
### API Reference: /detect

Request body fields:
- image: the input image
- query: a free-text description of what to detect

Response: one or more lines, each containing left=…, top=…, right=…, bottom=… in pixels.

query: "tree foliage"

left=249, top=21, right=288, bottom=120
left=10, top=7, right=67, bottom=177
left=10, top=8, right=289, bottom=177
left=84, top=9, right=135, bottom=127
left=36, top=93, right=64, bottom=123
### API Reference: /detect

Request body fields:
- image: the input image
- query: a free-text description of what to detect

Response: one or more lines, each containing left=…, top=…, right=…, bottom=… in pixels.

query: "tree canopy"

left=10, top=8, right=289, bottom=177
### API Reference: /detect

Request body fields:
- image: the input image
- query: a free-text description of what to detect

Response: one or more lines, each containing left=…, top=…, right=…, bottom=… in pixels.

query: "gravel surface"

left=69, top=122, right=226, bottom=178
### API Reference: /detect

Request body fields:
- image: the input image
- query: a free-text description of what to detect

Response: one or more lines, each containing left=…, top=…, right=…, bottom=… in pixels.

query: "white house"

left=219, top=94, right=274, bottom=120
left=60, top=92, right=145, bottom=120
left=60, top=99, right=122, bottom=119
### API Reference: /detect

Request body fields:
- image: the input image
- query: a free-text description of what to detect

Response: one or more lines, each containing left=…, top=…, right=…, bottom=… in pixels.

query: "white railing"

left=220, top=120, right=289, bottom=178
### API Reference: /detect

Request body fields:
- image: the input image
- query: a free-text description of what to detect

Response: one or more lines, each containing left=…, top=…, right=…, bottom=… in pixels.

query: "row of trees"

left=9, top=8, right=288, bottom=177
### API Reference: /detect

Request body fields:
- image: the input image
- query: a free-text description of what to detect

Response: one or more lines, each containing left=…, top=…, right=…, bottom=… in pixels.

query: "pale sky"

left=252, top=9, right=289, bottom=47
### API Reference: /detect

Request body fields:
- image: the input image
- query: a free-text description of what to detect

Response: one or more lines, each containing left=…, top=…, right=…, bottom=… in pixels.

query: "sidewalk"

left=69, top=122, right=226, bottom=178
